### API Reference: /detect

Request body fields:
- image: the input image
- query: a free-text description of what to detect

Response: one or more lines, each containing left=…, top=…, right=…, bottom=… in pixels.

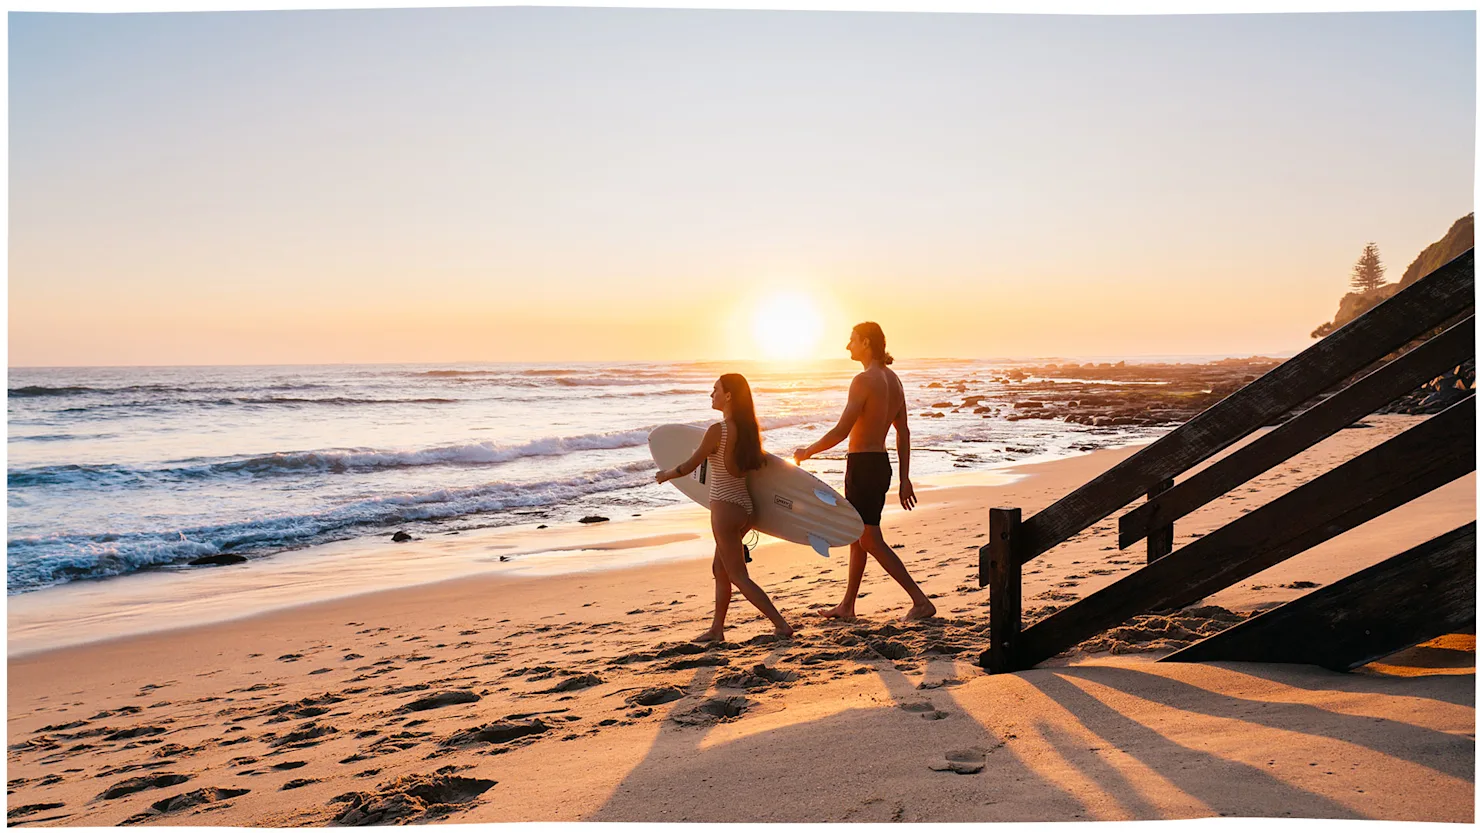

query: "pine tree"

left=1349, top=242, right=1386, bottom=293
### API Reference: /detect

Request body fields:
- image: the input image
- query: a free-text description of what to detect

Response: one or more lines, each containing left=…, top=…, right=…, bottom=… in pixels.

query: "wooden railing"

left=979, top=249, right=1476, bottom=673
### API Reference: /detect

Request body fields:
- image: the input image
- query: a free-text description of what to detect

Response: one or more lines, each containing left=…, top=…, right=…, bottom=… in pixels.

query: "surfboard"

left=648, top=423, right=864, bottom=558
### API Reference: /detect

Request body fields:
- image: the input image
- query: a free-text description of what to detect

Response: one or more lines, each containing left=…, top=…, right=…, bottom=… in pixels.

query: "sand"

left=6, top=414, right=1474, bottom=825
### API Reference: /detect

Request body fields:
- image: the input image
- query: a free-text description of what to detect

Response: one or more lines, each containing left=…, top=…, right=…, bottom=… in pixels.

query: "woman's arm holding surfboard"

left=794, top=376, right=867, bottom=463
left=655, top=423, right=722, bottom=484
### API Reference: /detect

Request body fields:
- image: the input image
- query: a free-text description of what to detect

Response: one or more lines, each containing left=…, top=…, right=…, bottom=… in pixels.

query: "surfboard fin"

left=812, top=488, right=837, bottom=507
left=807, top=534, right=830, bottom=558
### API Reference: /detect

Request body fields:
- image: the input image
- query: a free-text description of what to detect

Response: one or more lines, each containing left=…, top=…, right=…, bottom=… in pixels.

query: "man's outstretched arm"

left=794, top=376, right=867, bottom=463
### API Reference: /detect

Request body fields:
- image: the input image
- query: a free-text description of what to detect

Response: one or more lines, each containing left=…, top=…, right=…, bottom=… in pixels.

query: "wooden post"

left=982, top=507, right=1023, bottom=674
left=1146, top=478, right=1174, bottom=563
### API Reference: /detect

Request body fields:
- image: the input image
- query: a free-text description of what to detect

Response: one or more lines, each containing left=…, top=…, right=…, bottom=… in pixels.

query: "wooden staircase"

left=979, top=250, right=1476, bottom=674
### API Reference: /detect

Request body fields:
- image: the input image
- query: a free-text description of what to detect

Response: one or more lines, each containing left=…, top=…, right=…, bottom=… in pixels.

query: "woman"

left=655, top=374, right=795, bottom=641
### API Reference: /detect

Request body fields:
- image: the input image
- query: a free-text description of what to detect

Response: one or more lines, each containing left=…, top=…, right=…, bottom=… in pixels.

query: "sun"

left=751, top=290, right=825, bottom=361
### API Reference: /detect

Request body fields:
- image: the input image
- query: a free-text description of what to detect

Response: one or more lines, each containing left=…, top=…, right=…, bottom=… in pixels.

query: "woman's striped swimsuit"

left=708, top=421, right=754, bottom=514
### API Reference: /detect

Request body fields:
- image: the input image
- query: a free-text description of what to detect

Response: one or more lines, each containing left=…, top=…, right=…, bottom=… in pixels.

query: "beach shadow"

left=1024, top=669, right=1369, bottom=819
left=1054, top=663, right=1474, bottom=782
left=1192, top=654, right=1476, bottom=708
left=588, top=651, right=1093, bottom=823
left=1028, top=718, right=1166, bottom=820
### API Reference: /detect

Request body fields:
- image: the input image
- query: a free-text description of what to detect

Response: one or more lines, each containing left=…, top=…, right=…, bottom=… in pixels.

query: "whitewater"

left=6, top=360, right=1170, bottom=594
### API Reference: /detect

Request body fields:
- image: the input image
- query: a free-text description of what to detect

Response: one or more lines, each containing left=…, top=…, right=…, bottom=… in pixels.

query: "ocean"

left=6, top=359, right=1172, bottom=596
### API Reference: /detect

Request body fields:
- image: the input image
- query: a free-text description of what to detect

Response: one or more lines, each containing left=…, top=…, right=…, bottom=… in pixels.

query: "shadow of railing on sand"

left=588, top=640, right=1474, bottom=822
left=591, top=645, right=1089, bottom=823
left=1046, top=664, right=1475, bottom=782
left=1025, top=668, right=1368, bottom=820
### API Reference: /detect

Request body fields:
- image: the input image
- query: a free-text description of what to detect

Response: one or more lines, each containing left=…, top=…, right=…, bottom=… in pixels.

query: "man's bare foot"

left=692, top=629, right=725, bottom=643
left=774, top=623, right=796, bottom=639
left=903, top=600, right=937, bottom=621
left=819, top=604, right=857, bottom=621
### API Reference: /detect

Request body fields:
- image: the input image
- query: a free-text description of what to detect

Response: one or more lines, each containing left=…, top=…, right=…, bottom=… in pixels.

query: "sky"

left=7, top=5, right=1476, bottom=366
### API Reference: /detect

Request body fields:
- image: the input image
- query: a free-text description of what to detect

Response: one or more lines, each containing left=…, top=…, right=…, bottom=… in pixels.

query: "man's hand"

left=793, top=446, right=812, bottom=464
left=899, top=477, right=917, bottom=511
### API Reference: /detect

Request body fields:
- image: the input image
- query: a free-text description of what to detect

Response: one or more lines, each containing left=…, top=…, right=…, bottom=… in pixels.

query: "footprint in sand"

left=625, top=686, right=686, bottom=707
left=401, top=691, right=482, bottom=712
left=670, top=696, right=748, bottom=726
left=270, top=761, right=308, bottom=771
left=7, top=803, right=67, bottom=823
left=899, top=702, right=949, bottom=720
left=121, top=787, right=251, bottom=824
left=103, top=725, right=169, bottom=742
left=542, top=673, right=603, bottom=693
left=329, top=772, right=496, bottom=826
left=267, top=721, right=339, bottom=749
left=98, top=772, right=192, bottom=800
left=927, top=748, right=987, bottom=774
left=441, top=718, right=551, bottom=748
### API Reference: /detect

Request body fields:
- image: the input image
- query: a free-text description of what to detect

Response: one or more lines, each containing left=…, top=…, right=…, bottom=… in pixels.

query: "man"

left=794, top=322, right=936, bottom=621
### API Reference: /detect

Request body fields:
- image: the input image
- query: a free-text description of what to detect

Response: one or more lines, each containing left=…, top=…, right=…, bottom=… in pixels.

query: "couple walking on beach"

left=654, top=322, right=937, bottom=641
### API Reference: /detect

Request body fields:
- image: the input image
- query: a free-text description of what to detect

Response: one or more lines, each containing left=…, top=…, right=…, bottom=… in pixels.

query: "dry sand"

left=7, top=415, right=1474, bottom=825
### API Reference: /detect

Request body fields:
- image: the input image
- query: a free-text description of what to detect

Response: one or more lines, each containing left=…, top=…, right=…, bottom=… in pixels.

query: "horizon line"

left=7, top=349, right=1304, bottom=371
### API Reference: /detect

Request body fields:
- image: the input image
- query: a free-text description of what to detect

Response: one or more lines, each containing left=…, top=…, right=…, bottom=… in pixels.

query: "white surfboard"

left=649, top=423, right=864, bottom=558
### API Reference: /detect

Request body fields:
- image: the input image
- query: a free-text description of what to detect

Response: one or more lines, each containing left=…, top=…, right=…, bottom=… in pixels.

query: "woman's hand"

left=655, top=467, right=675, bottom=485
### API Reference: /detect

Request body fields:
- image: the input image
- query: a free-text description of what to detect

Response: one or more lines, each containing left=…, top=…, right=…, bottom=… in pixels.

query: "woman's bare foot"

left=903, top=600, right=937, bottom=621
left=692, top=628, right=725, bottom=643
left=774, top=622, right=796, bottom=639
left=819, top=603, right=857, bottom=621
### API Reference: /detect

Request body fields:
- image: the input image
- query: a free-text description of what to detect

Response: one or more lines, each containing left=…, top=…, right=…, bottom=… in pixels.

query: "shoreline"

left=7, top=414, right=1473, bottom=825
left=7, top=458, right=1032, bottom=658
left=10, top=353, right=1259, bottom=599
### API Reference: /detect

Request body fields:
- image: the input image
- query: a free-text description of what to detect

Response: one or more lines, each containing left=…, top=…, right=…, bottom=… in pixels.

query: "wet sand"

left=7, top=415, right=1473, bottom=825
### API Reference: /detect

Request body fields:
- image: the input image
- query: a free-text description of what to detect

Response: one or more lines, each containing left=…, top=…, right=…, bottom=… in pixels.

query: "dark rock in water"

left=536, top=525, right=548, bottom=529
left=189, top=554, right=247, bottom=567
left=391, top=531, right=413, bottom=542
left=578, top=516, right=609, bottom=524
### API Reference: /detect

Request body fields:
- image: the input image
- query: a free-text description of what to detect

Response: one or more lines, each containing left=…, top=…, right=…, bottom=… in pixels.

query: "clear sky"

left=8, top=7, right=1475, bottom=366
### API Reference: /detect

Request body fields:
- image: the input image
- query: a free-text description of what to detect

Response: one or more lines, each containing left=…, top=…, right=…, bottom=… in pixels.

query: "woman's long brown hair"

left=719, top=373, right=765, bottom=473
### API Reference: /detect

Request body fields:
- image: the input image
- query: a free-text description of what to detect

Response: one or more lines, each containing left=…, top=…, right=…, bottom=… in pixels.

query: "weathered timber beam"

left=1006, top=397, right=1475, bottom=671
left=1163, top=523, right=1476, bottom=671
left=1017, top=249, right=1473, bottom=564
left=1119, top=316, right=1476, bottom=549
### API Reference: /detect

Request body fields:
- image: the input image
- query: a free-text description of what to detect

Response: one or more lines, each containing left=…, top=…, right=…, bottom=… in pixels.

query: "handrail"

left=1013, top=249, right=1474, bottom=564
left=1006, top=396, right=1475, bottom=671
left=1118, top=315, right=1476, bottom=548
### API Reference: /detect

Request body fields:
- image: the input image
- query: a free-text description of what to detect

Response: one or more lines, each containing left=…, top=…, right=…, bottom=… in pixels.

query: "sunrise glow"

left=750, top=291, right=826, bottom=361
